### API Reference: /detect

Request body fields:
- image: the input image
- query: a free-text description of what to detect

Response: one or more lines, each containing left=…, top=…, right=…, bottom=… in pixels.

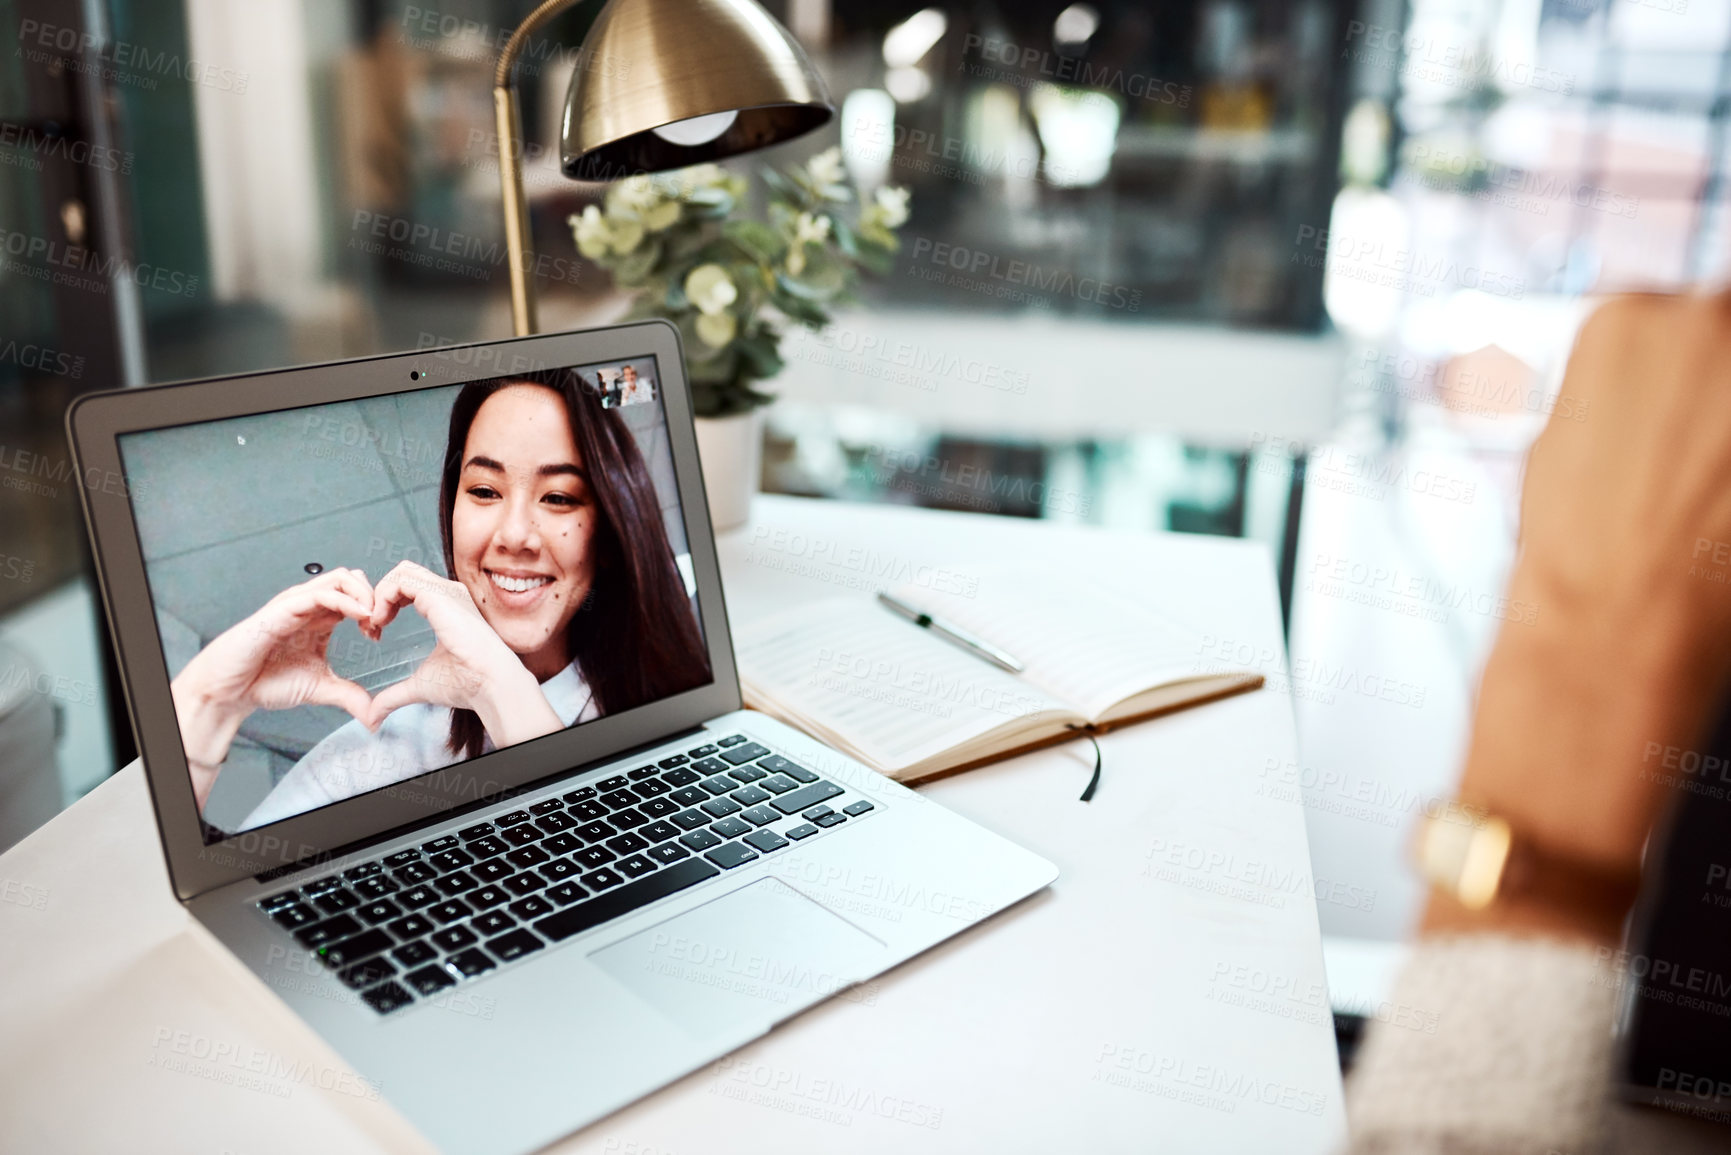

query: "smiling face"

left=450, top=384, right=600, bottom=680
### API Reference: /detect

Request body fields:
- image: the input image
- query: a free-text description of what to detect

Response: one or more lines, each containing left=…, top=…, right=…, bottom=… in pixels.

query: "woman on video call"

left=168, top=368, right=710, bottom=830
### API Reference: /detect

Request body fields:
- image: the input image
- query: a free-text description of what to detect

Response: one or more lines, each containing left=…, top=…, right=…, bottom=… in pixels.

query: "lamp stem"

left=494, top=0, right=588, bottom=337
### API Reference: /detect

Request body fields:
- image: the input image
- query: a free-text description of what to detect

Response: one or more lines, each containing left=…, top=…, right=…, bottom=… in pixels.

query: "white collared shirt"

left=239, top=660, right=599, bottom=830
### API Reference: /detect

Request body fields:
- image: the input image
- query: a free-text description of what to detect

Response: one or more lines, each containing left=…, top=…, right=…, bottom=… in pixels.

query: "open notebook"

left=735, top=569, right=1264, bottom=783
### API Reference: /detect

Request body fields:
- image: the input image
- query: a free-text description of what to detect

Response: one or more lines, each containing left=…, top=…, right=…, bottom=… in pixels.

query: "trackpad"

left=589, top=878, right=886, bottom=1041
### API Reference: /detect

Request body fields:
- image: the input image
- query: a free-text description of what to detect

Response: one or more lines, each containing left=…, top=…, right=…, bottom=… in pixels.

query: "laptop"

left=67, top=320, right=1057, bottom=1153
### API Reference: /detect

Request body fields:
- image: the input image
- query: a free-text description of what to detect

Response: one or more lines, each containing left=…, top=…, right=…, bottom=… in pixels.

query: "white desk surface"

left=0, top=495, right=1345, bottom=1154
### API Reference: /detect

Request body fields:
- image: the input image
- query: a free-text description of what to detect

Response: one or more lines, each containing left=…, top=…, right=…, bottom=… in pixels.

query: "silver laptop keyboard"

left=254, top=734, right=879, bottom=1015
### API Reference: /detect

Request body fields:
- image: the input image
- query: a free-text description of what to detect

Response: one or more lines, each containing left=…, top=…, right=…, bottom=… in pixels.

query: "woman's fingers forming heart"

left=365, top=561, right=465, bottom=639
left=303, top=670, right=377, bottom=730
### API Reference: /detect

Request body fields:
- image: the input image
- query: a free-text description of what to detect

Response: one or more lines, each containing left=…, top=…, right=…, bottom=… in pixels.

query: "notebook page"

left=735, top=598, right=1073, bottom=773
left=890, top=569, right=1208, bottom=720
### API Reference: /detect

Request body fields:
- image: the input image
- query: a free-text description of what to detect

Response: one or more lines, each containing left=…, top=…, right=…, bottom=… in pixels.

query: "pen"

left=875, top=591, right=1025, bottom=674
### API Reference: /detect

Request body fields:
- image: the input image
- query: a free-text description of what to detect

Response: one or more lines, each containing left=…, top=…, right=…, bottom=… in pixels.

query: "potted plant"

left=569, top=147, right=909, bottom=529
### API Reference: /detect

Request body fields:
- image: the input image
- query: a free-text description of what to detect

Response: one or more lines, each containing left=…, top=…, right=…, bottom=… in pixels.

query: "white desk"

left=0, top=496, right=1345, bottom=1154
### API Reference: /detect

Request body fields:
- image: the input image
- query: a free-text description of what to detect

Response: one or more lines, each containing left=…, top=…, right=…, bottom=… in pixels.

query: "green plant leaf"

left=613, top=237, right=663, bottom=286
left=761, top=167, right=803, bottom=204
left=722, top=219, right=782, bottom=264
left=733, top=331, right=785, bottom=379
left=853, top=244, right=895, bottom=277
left=829, top=216, right=861, bottom=259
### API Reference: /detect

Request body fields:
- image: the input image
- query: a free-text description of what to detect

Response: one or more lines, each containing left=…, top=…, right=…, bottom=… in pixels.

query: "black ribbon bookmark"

left=1066, top=725, right=1103, bottom=802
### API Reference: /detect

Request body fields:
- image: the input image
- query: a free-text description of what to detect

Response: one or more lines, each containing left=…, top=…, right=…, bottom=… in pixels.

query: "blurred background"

left=1, top=0, right=1724, bottom=1022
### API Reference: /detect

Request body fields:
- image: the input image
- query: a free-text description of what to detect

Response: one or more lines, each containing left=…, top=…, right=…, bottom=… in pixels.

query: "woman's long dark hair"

left=438, top=368, right=711, bottom=758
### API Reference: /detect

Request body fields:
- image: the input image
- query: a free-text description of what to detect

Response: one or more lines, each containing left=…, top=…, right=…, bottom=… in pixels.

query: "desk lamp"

left=494, top=0, right=833, bottom=335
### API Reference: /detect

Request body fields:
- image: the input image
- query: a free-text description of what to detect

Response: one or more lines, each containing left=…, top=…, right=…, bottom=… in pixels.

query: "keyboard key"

left=507, top=895, right=555, bottom=919
left=395, top=861, right=437, bottom=885
left=616, top=854, right=656, bottom=879
left=403, top=964, right=455, bottom=996
left=759, top=774, right=799, bottom=795
left=670, top=787, right=710, bottom=807
left=502, top=871, right=546, bottom=895
left=458, top=822, right=495, bottom=841
left=361, top=981, right=414, bottom=1014
left=397, top=885, right=440, bottom=910
left=352, top=875, right=400, bottom=900
left=540, top=857, right=581, bottom=881
left=611, top=808, right=649, bottom=830
left=671, top=809, right=710, bottom=831
left=294, top=914, right=361, bottom=949
left=758, top=756, right=817, bottom=783
left=691, top=757, right=729, bottom=775
left=570, top=800, right=608, bottom=822
left=741, top=806, right=781, bottom=827
left=843, top=800, right=876, bottom=816
left=717, top=734, right=749, bottom=747
left=688, top=743, right=719, bottom=758
left=431, top=926, right=478, bottom=952
left=546, top=880, right=588, bottom=905
left=426, top=900, right=472, bottom=924
left=635, top=778, right=672, bottom=798
left=393, top=940, right=438, bottom=967
left=647, top=842, right=690, bottom=865
left=729, top=785, right=771, bottom=806
left=728, top=765, right=768, bottom=784
left=313, top=888, right=362, bottom=914
left=542, top=832, right=583, bottom=856
left=803, top=805, right=834, bottom=821
left=536, top=811, right=578, bottom=834
left=657, top=754, right=690, bottom=768
left=467, top=835, right=510, bottom=859
left=773, top=781, right=844, bottom=815
left=303, top=875, right=345, bottom=898
left=710, top=816, right=752, bottom=839
left=496, top=810, right=532, bottom=827
left=428, top=848, right=474, bottom=872
left=446, top=949, right=496, bottom=979
left=699, top=775, right=735, bottom=796
left=721, top=742, right=770, bottom=765
left=581, top=867, right=625, bottom=892
left=383, top=849, right=421, bottom=869
left=574, top=821, right=614, bottom=842
left=386, top=913, right=435, bottom=940
left=530, top=798, right=564, bottom=816
left=628, top=765, right=661, bottom=780
left=562, top=786, right=598, bottom=804
left=641, top=820, right=680, bottom=843
left=339, top=955, right=397, bottom=989
left=422, top=835, right=460, bottom=854
left=597, top=775, right=629, bottom=792
left=356, top=899, right=403, bottom=925
left=505, top=845, right=551, bottom=869
left=680, top=828, right=723, bottom=851
left=662, top=767, right=701, bottom=787
left=318, top=928, right=392, bottom=968
left=500, top=824, right=543, bottom=848
left=640, top=797, right=678, bottom=818
left=472, top=910, right=516, bottom=937
left=487, top=928, right=546, bottom=962
left=434, top=871, right=479, bottom=896
left=605, top=832, right=648, bottom=855
left=467, top=885, right=511, bottom=911
left=701, top=797, right=742, bottom=819
left=816, top=812, right=848, bottom=828
left=342, top=862, right=383, bottom=882
left=474, top=859, right=513, bottom=883
left=743, top=829, right=789, bottom=854
left=535, top=859, right=719, bottom=943
left=704, top=843, right=759, bottom=870
left=270, top=903, right=319, bottom=930
left=572, top=845, right=615, bottom=869
left=785, top=823, right=820, bottom=840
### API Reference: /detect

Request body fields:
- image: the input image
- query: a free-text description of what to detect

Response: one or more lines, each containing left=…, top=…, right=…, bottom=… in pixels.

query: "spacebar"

left=533, top=859, right=720, bottom=942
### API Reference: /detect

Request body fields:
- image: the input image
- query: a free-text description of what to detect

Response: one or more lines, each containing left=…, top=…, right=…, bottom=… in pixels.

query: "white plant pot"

left=694, top=409, right=763, bottom=534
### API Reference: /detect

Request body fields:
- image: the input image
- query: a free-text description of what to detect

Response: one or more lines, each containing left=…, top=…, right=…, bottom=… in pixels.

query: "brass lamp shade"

left=561, top=0, right=833, bottom=180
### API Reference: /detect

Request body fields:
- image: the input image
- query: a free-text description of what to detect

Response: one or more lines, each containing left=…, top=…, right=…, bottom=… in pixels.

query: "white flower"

left=685, top=263, right=738, bottom=315
left=642, top=199, right=682, bottom=232
left=785, top=212, right=831, bottom=276
left=611, top=174, right=659, bottom=213
left=695, top=310, right=738, bottom=348
left=572, top=205, right=612, bottom=260
left=608, top=216, right=644, bottom=255
left=680, top=163, right=726, bottom=191
left=806, top=146, right=845, bottom=189
left=873, top=185, right=910, bottom=228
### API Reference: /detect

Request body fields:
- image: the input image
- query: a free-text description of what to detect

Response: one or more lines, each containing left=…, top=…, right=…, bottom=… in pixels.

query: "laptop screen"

left=117, top=357, right=713, bottom=841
